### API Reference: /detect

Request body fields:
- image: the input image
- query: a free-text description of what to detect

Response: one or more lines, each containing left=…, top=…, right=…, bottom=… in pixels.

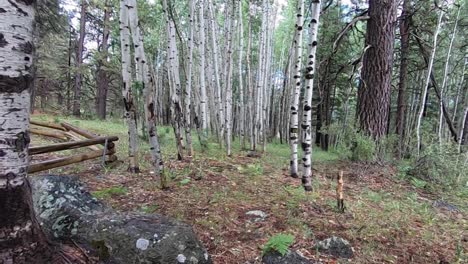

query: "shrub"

left=262, top=233, right=295, bottom=256
left=407, top=142, right=468, bottom=190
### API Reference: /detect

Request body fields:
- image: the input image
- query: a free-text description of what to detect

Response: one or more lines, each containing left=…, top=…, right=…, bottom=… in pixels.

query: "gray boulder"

left=262, top=251, right=313, bottom=264
left=316, top=236, right=353, bottom=259
left=30, top=175, right=211, bottom=264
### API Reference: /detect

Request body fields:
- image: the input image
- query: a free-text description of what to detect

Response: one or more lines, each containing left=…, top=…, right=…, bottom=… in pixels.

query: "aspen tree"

left=438, top=6, right=461, bottom=146
left=198, top=0, right=208, bottom=148
left=289, top=0, right=304, bottom=178
left=126, top=0, right=165, bottom=180
left=185, top=0, right=195, bottom=156
left=119, top=0, right=140, bottom=172
left=301, top=0, right=321, bottom=191
left=416, top=11, right=443, bottom=156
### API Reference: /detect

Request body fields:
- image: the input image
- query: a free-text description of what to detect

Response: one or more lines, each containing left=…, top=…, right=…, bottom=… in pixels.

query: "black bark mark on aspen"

left=7, top=0, right=28, bottom=16
left=12, top=41, right=33, bottom=54
left=0, top=33, right=8, bottom=47
left=15, top=132, right=30, bottom=152
left=0, top=8, right=6, bottom=13
left=18, top=0, right=35, bottom=5
left=0, top=75, right=32, bottom=93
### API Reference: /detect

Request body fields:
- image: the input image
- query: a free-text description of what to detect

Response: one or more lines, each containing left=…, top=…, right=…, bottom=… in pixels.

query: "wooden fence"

left=28, top=120, right=118, bottom=173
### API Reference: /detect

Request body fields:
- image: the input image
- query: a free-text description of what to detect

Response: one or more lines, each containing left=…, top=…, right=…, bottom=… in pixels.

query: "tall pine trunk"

left=395, top=0, right=410, bottom=158
left=96, top=1, right=110, bottom=120
left=73, top=0, right=86, bottom=117
left=357, top=0, right=397, bottom=139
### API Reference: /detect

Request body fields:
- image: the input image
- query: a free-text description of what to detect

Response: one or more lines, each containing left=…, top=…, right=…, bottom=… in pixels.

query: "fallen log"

left=29, top=136, right=118, bottom=155
left=28, top=148, right=115, bottom=173
left=29, top=126, right=68, bottom=140
left=30, top=120, right=68, bottom=131
left=62, top=122, right=98, bottom=139
left=64, top=131, right=101, bottom=151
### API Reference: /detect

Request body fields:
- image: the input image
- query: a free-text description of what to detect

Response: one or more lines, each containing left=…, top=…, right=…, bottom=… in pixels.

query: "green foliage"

left=262, top=233, right=295, bottom=256
left=93, top=186, right=128, bottom=199
left=140, top=204, right=159, bottom=213
left=351, top=133, right=376, bottom=161
left=407, top=143, right=468, bottom=190
left=179, top=178, right=191, bottom=186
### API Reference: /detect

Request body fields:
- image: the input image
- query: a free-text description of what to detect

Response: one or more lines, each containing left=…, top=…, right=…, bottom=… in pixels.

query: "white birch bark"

left=438, top=6, right=461, bottom=146
left=119, top=0, right=139, bottom=172
left=238, top=0, right=245, bottom=149
left=0, top=1, right=36, bottom=188
left=184, top=0, right=195, bottom=157
left=416, top=11, right=443, bottom=156
left=224, top=2, right=235, bottom=156
left=198, top=0, right=208, bottom=147
left=208, top=1, right=224, bottom=145
left=301, top=0, right=321, bottom=191
left=126, top=0, right=165, bottom=177
left=289, top=0, right=305, bottom=177
left=163, top=0, right=185, bottom=160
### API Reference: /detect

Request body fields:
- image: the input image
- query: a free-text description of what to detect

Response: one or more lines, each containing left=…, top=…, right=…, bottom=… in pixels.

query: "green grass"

left=93, top=186, right=128, bottom=199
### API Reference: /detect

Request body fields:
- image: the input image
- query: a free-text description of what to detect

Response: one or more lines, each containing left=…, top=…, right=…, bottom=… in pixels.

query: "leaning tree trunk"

left=357, top=0, right=397, bottom=139
left=0, top=1, right=52, bottom=262
left=416, top=11, right=443, bottom=156
left=395, top=0, right=410, bottom=158
left=119, top=0, right=140, bottom=172
left=289, top=0, right=304, bottom=178
left=301, top=0, right=321, bottom=192
left=96, top=1, right=110, bottom=120
left=438, top=6, right=460, bottom=146
left=73, top=0, right=86, bottom=117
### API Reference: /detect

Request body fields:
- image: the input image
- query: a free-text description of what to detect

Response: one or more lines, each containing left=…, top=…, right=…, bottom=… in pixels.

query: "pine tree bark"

left=289, top=0, right=304, bottom=177
left=395, top=0, right=410, bottom=157
left=301, top=0, right=321, bottom=192
left=73, top=0, right=86, bottom=117
left=96, top=1, right=110, bottom=120
left=357, top=0, right=397, bottom=139
left=0, top=1, right=53, bottom=262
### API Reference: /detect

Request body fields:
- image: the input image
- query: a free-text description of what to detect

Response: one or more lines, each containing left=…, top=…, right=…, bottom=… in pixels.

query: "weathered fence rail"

left=28, top=120, right=118, bottom=173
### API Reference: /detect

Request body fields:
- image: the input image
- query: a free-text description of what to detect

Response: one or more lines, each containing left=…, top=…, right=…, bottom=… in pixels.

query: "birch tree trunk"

left=301, top=0, right=321, bottom=192
left=163, top=0, right=185, bottom=160
left=198, top=0, right=208, bottom=149
left=289, top=0, right=304, bottom=178
left=208, top=1, right=224, bottom=146
left=224, top=1, right=235, bottom=156
left=238, top=0, right=245, bottom=150
left=127, top=0, right=165, bottom=180
left=0, top=1, right=52, bottom=261
left=184, top=0, right=195, bottom=157
left=416, top=11, right=443, bottom=156
left=438, top=6, right=460, bottom=146
left=119, top=0, right=140, bottom=172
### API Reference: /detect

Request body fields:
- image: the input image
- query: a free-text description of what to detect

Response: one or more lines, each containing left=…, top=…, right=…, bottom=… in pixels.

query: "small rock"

left=316, top=236, right=353, bottom=258
left=246, top=210, right=268, bottom=222
left=262, top=250, right=313, bottom=264
left=432, top=200, right=460, bottom=213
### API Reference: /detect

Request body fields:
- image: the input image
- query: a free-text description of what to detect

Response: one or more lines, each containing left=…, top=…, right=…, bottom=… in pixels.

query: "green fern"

left=262, top=233, right=295, bottom=256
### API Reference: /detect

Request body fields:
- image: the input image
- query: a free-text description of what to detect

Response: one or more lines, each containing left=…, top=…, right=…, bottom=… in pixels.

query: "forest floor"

left=29, top=114, right=466, bottom=264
